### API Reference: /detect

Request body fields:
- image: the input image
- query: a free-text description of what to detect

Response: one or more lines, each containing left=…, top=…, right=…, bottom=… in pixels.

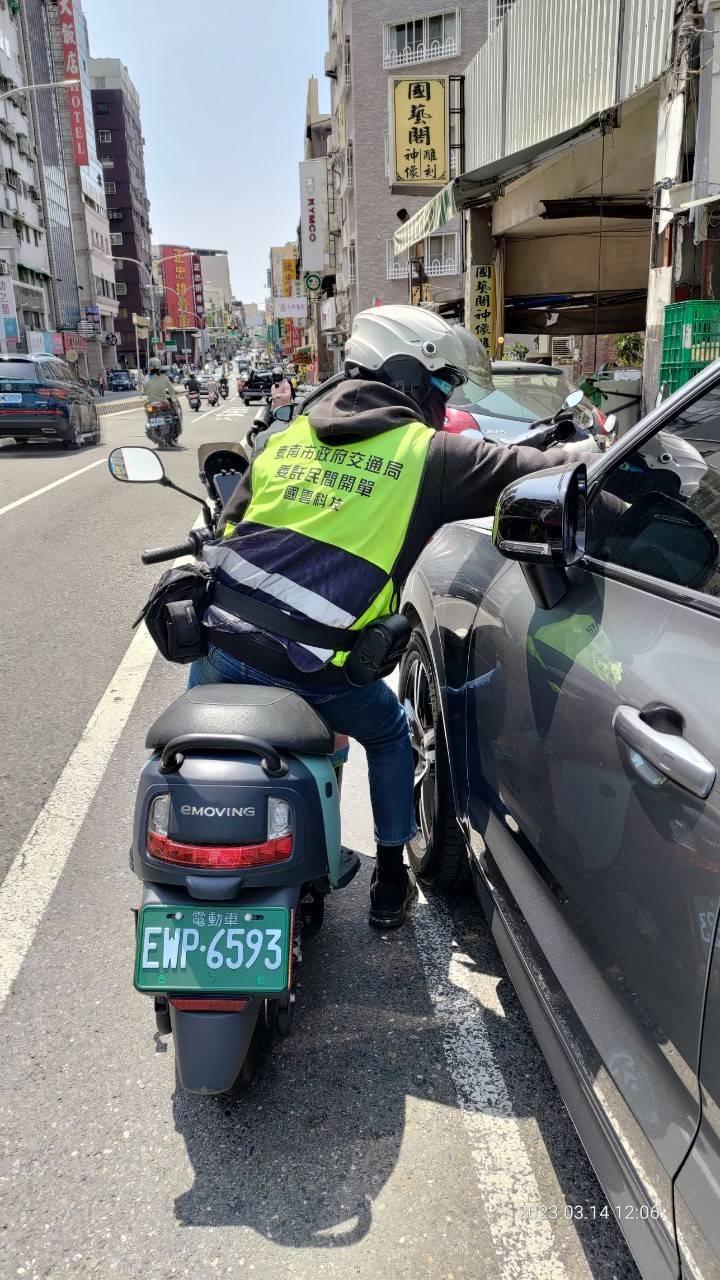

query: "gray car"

left=399, top=360, right=720, bottom=1279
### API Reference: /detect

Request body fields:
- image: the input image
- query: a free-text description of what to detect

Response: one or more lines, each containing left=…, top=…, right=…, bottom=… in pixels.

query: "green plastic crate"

left=660, top=300, right=720, bottom=392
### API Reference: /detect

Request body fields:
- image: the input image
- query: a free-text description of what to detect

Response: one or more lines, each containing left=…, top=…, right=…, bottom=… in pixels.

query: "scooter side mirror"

left=108, top=446, right=165, bottom=484
left=561, top=389, right=584, bottom=412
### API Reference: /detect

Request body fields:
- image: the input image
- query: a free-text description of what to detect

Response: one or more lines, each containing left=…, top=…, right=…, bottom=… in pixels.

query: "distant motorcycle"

left=207, top=387, right=219, bottom=407
left=219, top=379, right=229, bottom=399
left=188, top=389, right=201, bottom=413
left=144, top=399, right=181, bottom=449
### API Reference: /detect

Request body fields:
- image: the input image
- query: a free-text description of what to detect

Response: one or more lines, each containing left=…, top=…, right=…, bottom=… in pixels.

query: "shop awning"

left=392, top=112, right=609, bottom=256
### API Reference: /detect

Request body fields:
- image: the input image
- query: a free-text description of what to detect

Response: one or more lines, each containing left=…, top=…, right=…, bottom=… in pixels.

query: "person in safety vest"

left=189, top=305, right=573, bottom=929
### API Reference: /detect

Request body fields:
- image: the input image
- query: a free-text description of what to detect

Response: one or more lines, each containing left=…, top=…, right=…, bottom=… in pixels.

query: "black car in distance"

left=0, top=353, right=101, bottom=450
left=107, top=369, right=135, bottom=393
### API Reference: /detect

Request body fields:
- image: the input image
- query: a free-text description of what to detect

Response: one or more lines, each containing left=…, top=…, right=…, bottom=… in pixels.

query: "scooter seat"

left=146, top=684, right=335, bottom=756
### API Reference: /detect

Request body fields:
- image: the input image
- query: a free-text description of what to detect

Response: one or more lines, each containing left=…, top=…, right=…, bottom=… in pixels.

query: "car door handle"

left=613, top=705, right=716, bottom=800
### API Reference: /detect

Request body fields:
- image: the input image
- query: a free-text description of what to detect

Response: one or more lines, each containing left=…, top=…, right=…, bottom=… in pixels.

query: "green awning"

left=393, top=181, right=457, bottom=255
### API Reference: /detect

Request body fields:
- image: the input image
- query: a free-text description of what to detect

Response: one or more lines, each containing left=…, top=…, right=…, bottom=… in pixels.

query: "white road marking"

left=0, top=622, right=158, bottom=1013
left=411, top=889, right=569, bottom=1279
left=0, top=458, right=105, bottom=518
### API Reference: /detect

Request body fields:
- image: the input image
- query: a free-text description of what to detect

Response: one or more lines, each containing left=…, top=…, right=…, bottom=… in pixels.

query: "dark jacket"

left=218, top=378, right=567, bottom=686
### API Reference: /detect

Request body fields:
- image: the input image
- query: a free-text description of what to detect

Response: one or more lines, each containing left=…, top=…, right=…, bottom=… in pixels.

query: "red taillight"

left=147, top=829, right=293, bottom=869
left=38, top=386, right=68, bottom=399
left=443, top=406, right=478, bottom=433
left=169, top=997, right=249, bottom=1012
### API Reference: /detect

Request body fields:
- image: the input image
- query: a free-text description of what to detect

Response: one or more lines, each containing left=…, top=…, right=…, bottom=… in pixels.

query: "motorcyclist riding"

left=185, top=370, right=200, bottom=394
left=144, top=356, right=182, bottom=425
left=270, top=365, right=294, bottom=410
left=189, top=305, right=571, bottom=929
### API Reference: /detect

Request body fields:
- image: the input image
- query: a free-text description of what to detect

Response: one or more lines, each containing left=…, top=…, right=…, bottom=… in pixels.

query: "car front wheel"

left=398, top=630, right=468, bottom=891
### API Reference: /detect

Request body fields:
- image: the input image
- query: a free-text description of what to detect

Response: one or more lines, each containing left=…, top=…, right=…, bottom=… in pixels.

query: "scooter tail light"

left=146, top=827, right=293, bottom=870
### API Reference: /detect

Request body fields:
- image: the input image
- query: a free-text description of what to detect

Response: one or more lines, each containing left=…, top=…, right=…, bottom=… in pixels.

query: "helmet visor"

left=430, top=366, right=467, bottom=400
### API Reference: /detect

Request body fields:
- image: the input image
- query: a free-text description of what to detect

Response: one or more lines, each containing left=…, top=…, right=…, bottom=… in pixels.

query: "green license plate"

left=134, top=904, right=291, bottom=995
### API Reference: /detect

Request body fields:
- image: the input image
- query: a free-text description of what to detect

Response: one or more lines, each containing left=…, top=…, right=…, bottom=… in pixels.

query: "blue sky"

left=81, top=0, right=329, bottom=305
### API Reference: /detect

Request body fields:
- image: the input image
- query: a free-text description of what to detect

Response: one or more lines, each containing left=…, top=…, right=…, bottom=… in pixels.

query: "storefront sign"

left=27, top=331, right=45, bottom=354
left=0, top=274, right=18, bottom=349
left=83, top=304, right=101, bottom=332
left=159, top=245, right=194, bottom=329
left=63, top=331, right=88, bottom=353
left=465, top=263, right=496, bottom=354
left=391, top=77, right=448, bottom=187
left=59, top=0, right=89, bottom=166
left=299, top=160, right=328, bottom=274
left=275, top=297, right=307, bottom=320
left=320, top=297, right=336, bottom=331
left=191, top=253, right=205, bottom=325
left=51, top=332, right=65, bottom=355
left=281, top=256, right=296, bottom=298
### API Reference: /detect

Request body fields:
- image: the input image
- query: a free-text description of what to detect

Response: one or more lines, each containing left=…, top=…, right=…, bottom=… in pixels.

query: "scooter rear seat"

left=146, top=685, right=335, bottom=756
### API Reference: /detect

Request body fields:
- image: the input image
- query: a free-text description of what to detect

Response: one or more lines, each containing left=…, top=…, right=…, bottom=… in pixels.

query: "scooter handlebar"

left=141, top=539, right=197, bottom=565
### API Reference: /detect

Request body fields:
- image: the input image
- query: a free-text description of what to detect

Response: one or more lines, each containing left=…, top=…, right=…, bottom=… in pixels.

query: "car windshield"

left=451, top=370, right=577, bottom=423
left=0, top=362, right=38, bottom=381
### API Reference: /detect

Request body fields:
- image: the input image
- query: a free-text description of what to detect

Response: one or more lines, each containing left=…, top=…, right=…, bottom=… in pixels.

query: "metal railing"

left=383, top=37, right=458, bottom=69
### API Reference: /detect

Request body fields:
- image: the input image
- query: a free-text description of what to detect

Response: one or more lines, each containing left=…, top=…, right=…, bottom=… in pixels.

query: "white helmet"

left=345, top=304, right=468, bottom=426
left=346, top=305, right=467, bottom=378
left=273, top=365, right=284, bottom=377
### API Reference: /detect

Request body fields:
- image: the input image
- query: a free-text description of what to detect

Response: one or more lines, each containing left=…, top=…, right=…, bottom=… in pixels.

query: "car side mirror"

left=493, top=462, right=587, bottom=608
left=273, top=404, right=295, bottom=423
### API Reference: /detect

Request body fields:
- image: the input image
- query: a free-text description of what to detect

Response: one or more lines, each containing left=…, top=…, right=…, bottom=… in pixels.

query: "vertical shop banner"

left=299, top=160, right=328, bottom=274
left=0, top=274, right=18, bottom=349
left=465, top=263, right=496, bottom=355
left=281, top=257, right=296, bottom=298
left=59, top=0, right=88, bottom=165
left=159, top=245, right=193, bottom=328
left=391, top=77, right=448, bottom=186
left=191, top=254, right=205, bottom=326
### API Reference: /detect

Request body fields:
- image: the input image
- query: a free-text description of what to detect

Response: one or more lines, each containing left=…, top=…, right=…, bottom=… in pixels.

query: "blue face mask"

left=430, top=375, right=455, bottom=400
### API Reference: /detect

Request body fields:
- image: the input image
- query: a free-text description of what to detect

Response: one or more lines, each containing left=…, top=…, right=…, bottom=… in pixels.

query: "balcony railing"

left=383, top=37, right=457, bottom=70
left=426, top=256, right=458, bottom=276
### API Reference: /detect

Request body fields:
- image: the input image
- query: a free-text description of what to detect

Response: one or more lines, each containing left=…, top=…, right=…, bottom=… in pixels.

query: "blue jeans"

left=188, top=645, right=416, bottom=845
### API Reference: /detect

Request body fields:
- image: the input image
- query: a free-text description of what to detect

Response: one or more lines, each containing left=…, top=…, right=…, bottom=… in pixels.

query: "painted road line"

left=0, top=458, right=105, bottom=519
left=411, top=889, right=569, bottom=1280
left=0, top=622, right=157, bottom=1012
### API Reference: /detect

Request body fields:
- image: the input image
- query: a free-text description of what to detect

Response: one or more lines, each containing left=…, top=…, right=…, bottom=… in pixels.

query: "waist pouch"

left=134, top=562, right=213, bottom=664
left=210, top=582, right=411, bottom=686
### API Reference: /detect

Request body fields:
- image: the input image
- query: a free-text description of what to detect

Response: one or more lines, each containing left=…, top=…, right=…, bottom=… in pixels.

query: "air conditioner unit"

left=324, top=48, right=338, bottom=78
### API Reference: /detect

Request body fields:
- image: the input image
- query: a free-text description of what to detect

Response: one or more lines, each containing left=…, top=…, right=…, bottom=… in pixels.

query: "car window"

left=0, top=361, right=39, bottom=381
left=452, top=372, right=574, bottom=422
left=588, top=381, right=720, bottom=597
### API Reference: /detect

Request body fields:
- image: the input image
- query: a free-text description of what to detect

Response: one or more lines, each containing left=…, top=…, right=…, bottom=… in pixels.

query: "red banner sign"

left=63, top=332, right=88, bottom=353
left=58, top=0, right=88, bottom=166
left=159, top=245, right=196, bottom=329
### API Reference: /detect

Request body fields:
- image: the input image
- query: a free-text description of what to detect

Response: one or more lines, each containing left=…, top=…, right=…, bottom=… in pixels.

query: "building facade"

left=90, top=58, right=152, bottom=371
left=39, top=0, right=118, bottom=376
left=0, top=0, right=55, bottom=351
left=325, top=0, right=487, bottom=338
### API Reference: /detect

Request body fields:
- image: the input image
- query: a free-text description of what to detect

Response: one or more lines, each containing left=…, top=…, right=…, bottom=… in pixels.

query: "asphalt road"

left=0, top=391, right=639, bottom=1280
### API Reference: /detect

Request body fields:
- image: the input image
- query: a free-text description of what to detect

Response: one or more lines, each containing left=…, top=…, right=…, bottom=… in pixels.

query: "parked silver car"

left=400, top=360, right=720, bottom=1279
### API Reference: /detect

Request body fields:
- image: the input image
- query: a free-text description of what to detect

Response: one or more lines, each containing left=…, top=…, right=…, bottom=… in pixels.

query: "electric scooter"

left=108, top=443, right=360, bottom=1096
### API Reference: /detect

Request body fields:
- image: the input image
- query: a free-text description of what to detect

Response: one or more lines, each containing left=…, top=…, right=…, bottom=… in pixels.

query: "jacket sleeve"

left=436, top=430, right=571, bottom=525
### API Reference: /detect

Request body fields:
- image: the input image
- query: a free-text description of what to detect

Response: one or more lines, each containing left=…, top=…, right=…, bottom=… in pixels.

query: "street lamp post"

left=0, top=78, right=80, bottom=104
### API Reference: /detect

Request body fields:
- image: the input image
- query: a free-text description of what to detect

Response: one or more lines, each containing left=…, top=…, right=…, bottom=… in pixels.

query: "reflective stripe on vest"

left=204, top=414, right=433, bottom=670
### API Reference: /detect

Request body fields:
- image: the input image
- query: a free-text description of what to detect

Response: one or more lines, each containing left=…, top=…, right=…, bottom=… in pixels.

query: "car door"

left=466, top=370, right=720, bottom=1274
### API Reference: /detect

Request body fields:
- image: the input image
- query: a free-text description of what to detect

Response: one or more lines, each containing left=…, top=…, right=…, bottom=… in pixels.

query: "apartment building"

left=0, top=0, right=54, bottom=351
left=41, top=0, right=117, bottom=376
left=90, top=58, right=152, bottom=371
left=325, top=0, right=486, bottom=336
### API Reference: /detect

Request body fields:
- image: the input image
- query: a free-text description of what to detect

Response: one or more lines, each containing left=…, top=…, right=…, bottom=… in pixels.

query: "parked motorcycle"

left=144, top=400, right=181, bottom=449
left=188, top=390, right=201, bottom=413
left=106, top=442, right=360, bottom=1095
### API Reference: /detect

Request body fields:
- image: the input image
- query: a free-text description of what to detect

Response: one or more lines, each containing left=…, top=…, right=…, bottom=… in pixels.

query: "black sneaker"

left=368, top=868, right=418, bottom=930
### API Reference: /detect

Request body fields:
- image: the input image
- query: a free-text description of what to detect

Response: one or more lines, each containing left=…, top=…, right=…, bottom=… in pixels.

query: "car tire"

left=398, top=629, right=469, bottom=891
left=90, top=407, right=101, bottom=446
left=62, top=409, right=84, bottom=450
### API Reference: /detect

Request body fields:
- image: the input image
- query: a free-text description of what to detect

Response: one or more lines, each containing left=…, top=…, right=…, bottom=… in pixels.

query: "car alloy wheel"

left=404, top=653, right=436, bottom=852
left=398, top=629, right=469, bottom=890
